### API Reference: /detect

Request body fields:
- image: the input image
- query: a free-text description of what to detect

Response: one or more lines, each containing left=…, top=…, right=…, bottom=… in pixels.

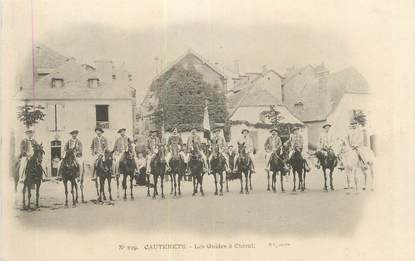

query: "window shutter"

left=57, top=104, right=65, bottom=131
left=47, top=104, right=55, bottom=131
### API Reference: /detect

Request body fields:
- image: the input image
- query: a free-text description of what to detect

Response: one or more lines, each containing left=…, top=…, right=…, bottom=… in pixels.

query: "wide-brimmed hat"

left=270, top=128, right=278, bottom=133
left=117, top=128, right=126, bottom=134
left=95, top=127, right=104, bottom=133
left=25, top=129, right=34, bottom=134
left=241, top=129, right=250, bottom=134
left=322, top=123, right=332, bottom=129
left=69, top=130, right=79, bottom=135
left=292, top=126, right=300, bottom=131
left=150, top=129, right=159, bottom=133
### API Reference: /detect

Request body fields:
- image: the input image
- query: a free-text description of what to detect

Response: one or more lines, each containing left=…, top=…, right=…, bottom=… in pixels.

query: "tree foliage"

left=262, top=105, right=302, bottom=139
left=352, top=109, right=367, bottom=126
left=149, top=64, right=229, bottom=139
left=17, top=104, right=46, bottom=129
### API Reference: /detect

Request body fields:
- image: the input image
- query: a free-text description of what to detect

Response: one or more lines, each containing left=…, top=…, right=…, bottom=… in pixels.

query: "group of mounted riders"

left=15, top=118, right=372, bottom=208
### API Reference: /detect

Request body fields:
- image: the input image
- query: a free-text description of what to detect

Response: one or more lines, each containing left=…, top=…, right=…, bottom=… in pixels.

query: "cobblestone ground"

left=12, top=157, right=373, bottom=236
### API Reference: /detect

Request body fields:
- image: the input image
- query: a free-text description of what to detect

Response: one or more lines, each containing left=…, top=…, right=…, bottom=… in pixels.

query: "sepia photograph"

left=1, top=0, right=414, bottom=261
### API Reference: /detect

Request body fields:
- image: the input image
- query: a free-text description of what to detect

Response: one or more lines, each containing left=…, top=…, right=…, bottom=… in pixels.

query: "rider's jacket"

left=319, top=131, right=335, bottom=150
left=289, top=133, right=304, bottom=150
left=113, top=136, right=129, bottom=154
left=167, top=134, right=183, bottom=151
left=237, top=135, right=254, bottom=153
left=347, top=127, right=364, bottom=149
left=211, top=134, right=227, bottom=153
left=20, top=138, right=37, bottom=157
left=264, top=135, right=282, bottom=152
left=90, top=136, right=108, bottom=156
left=146, top=136, right=161, bottom=154
left=64, top=138, right=83, bottom=157
left=186, top=134, right=202, bottom=153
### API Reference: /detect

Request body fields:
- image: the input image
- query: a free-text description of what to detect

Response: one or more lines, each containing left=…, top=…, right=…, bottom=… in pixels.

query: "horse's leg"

left=108, top=177, right=113, bottom=201
left=214, top=172, right=218, bottom=195
left=292, top=170, right=296, bottom=192
left=173, top=173, right=177, bottom=197
left=249, top=172, right=253, bottom=191
left=170, top=173, right=174, bottom=195
left=98, top=177, right=103, bottom=202
left=245, top=172, right=249, bottom=194
left=95, top=179, right=99, bottom=197
left=71, top=180, right=75, bottom=206
left=102, top=177, right=107, bottom=201
left=323, top=169, right=328, bottom=191
left=161, top=174, right=165, bottom=199
left=267, top=170, right=270, bottom=191
left=192, top=175, right=196, bottom=196
left=353, top=168, right=359, bottom=194
left=27, top=183, right=31, bottom=209
left=80, top=163, right=85, bottom=203
left=153, top=175, right=158, bottom=199
left=130, top=174, right=134, bottom=199
left=36, top=182, right=40, bottom=209
left=240, top=171, right=243, bottom=194
left=22, top=184, right=26, bottom=209
left=219, top=172, right=224, bottom=196
left=272, top=172, right=276, bottom=192
left=64, top=180, right=69, bottom=207
left=116, top=176, right=120, bottom=198
left=330, top=169, right=334, bottom=190
left=200, top=174, right=205, bottom=196
left=147, top=175, right=151, bottom=197
left=74, top=179, right=79, bottom=203
left=280, top=171, right=285, bottom=193
left=369, top=164, right=375, bottom=191
left=178, top=174, right=182, bottom=196
left=122, top=174, right=127, bottom=199
left=302, top=170, right=306, bottom=191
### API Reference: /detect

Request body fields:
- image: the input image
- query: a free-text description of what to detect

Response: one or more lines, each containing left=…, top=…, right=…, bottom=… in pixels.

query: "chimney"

left=234, top=60, right=240, bottom=75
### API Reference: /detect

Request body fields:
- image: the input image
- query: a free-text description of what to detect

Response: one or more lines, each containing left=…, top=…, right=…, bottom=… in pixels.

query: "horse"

left=149, top=144, right=168, bottom=199
left=188, top=144, right=205, bottom=196
left=96, top=150, right=114, bottom=202
left=315, top=148, right=338, bottom=191
left=267, top=148, right=286, bottom=193
left=22, top=143, right=46, bottom=209
left=225, top=149, right=240, bottom=192
left=119, top=141, right=137, bottom=200
left=236, top=142, right=253, bottom=194
left=59, top=148, right=81, bottom=206
left=168, top=144, right=186, bottom=197
left=209, top=146, right=227, bottom=196
left=288, top=148, right=308, bottom=192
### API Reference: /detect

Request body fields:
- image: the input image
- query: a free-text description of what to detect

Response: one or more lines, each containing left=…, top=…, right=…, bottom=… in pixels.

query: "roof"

left=35, top=43, right=69, bottom=69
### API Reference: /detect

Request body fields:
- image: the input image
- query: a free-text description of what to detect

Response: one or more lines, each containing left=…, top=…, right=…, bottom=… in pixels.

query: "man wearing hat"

left=113, top=128, right=129, bottom=178
left=146, top=129, right=162, bottom=174
left=347, top=120, right=368, bottom=169
left=285, top=126, right=310, bottom=171
left=166, top=128, right=186, bottom=167
left=264, top=128, right=283, bottom=171
left=186, top=127, right=208, bottom=172
left=90, top=127, right=108, bottom=181
left=209, top=125, right=230, bottom=173
left=233, top=128, right=255, bottom=173
left=18, top=129, right=38, bottom=182
left=62, top=130, right=84, bottom=179
left=317, top=122, right=336, bottom=169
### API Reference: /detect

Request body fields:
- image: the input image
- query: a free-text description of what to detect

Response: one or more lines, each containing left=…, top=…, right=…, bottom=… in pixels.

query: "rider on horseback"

left=146, top=129, right=163, bottom=174
left=113, top=128, right=129, bottom=177
left=233, top=129, right=255, bottom=173
left=186, top=127, right=208, bottom=173
left=347, top=120, right=368, bottom=170
left=18, top=129, right=38, bottom=183
left=264, top=128, right=283, bottom=172
left=208, top=125, right=230, bottom=173
left=62, top=130, right=83, bottom=178
left=285, top=126, right=310, bottom=172
left=90, top=127, right=109, bottom=181
left=166, top=127, right=186, bottom=166
left=317, top=123, right=337, bottom=169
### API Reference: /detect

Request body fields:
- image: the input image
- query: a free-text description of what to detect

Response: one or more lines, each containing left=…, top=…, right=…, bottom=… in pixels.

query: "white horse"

left=337, top=139, right=375, bottom=194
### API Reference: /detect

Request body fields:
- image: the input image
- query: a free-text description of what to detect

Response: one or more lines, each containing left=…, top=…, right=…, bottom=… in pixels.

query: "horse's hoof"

left=214, top=192, right=218, bottom=196
left=362, top=187, right=366, bottom=191
left=281, top=190, right=285, bottom=193
left=152, top=196, right=156, bottom=199
left=110, top=197, right=114, bottom=201
left=245, top=191, right=249, bottom=194
left=201, top=192, right=205, bottom=196
left=370, top=188, right=374, bottom=191
left=192, top=193, right=196, bottom=196
left=240, top=191, right=243, bottom=194
left=292, top=189, right=296, bottom=192
left=131, top=196, right=134, bottom=200
left=346, top=192, right=351, bottom=195
left=219, top=192, right=223, bottom=196
left=123, top=196, right=127, bottom=200
left=331, top=187, right=335, bottom=191
left=267, top=188, right=270, bottom=191
left=162, top=195, right=165, bottom=199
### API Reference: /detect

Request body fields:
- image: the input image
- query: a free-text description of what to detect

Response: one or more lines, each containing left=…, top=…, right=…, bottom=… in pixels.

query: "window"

left=294, top=102, right=304, bottom=114
left=88, top=78, right=99, bottom=88
left=52, top=78, right=64, bottom=88
left=96, top=105, right=109, bottom=128
left=47, top=104, right=65, bottom=131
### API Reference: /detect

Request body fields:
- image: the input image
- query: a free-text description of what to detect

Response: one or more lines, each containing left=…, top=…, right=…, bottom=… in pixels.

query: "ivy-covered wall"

left=149, top=64, right=230, bottom=140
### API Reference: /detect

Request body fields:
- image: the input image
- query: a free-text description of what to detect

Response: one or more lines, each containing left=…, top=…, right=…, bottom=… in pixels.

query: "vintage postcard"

left=1, top=0, right=414, bottom=260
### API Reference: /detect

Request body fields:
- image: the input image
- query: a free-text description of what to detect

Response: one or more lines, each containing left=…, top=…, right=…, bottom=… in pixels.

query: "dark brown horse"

left=149, top=144, right=167, bottom=199
left=59, top=148, right=80, bottom=206
left=315, top=149, right=337, bottom=191
left=225, top=149, right=240, bottom=192
left=22, top=143, right=46, bottom=209
left=188, top=144, right=205, bottom=196
left=97, top=150, right=114, bottom=202
left=288, top=149, right=307, bottom=192
left=168, top=144, right=186, bottom=197
left=209, top=146, right=227, bottom=196
left=236, top=142, right=253, bottom=194
left=119, top=141, right=137, bottom=200
left=267, top=148, right=286, bottom=193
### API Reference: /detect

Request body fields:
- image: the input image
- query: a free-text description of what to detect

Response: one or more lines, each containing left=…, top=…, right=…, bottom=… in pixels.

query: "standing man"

left=146, top=130, right=162, bottom=175
left=186, top=127, right=208, bottom=173
left=264, top=128, right=283, bottom=171
left=285, top=126, right=310, bottom=171
left=113, top=128, right=129, bottom=177
left=63, top=130, right=84, bottom=179
left=18, top=129, right=38, bottom=183
left=347, top=120, right=367, bottom=169
left=233, top=129, right=255, bottom=173
left=317, top=123, right=336, bottom=169
left=209, top=126, right=230, bottom=173
left=90, top=127, right=108, bottom=181
left=166, top=128, right=186, bottom=165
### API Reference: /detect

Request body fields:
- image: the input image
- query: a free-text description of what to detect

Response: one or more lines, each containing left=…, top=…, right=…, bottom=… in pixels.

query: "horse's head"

left=155, top=144, right=166, bottom=163
left=237, top=142, right=247, bottom=156
left=104, top=149, right=114, bottom=165
left=32, top=143, right=45, bottom=164
left=62, top=148, right=76, bottom=168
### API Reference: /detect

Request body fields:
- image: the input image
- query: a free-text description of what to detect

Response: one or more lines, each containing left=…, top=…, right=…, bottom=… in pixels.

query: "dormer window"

left=88, top=78, right=99, bottom=88
left=52, top=78, right=64, bottom=88
left=294, top=102, right=304, bottom=113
